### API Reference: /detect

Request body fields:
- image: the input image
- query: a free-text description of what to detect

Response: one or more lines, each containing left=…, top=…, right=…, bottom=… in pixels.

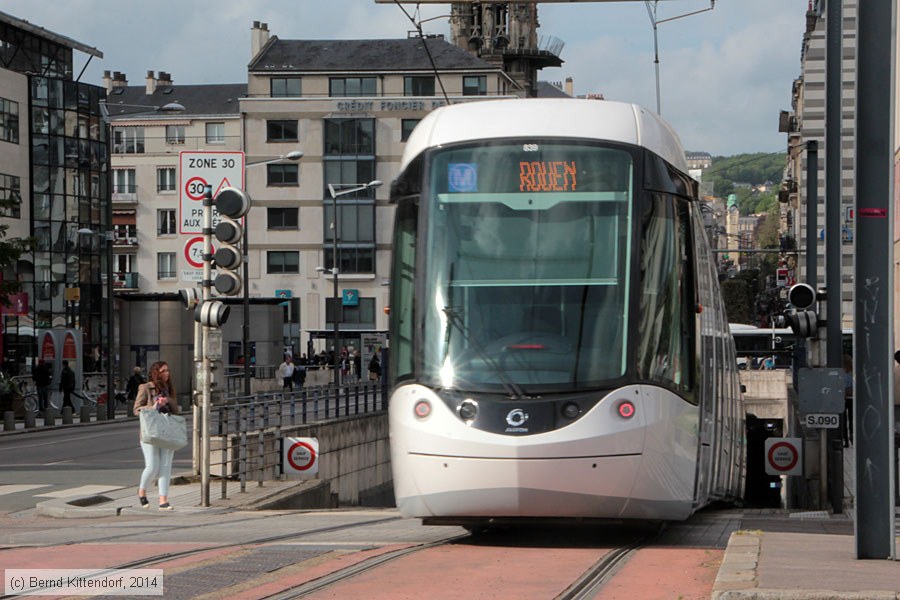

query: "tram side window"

left=637, top=194, right=694, bottom=397
left=389, top=200, right=417, bottom=382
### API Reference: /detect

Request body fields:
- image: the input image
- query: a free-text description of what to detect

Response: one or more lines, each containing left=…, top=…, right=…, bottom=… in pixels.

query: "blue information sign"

left=342, top=289, right=359, bottom=306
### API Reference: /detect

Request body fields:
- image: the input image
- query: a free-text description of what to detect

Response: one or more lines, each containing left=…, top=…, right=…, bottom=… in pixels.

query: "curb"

left=35, top=494, right=122, bottom=519
left=0, top=414, right=140, bottom=436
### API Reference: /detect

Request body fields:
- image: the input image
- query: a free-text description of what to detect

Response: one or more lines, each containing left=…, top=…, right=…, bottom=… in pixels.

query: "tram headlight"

left=414, top=400, right=432, bottom=419
left=561, top=402, right=580, bottom=419
left=617, top=400, right=636, bottom=419
left=457, top=399, right=478, bottom=421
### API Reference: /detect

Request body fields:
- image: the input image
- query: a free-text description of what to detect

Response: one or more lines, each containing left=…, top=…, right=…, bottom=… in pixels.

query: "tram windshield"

left=419, top=141, right=634, bottom=393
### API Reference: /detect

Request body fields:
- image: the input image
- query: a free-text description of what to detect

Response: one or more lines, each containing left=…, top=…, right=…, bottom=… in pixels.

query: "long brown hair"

left=147, top=361, right=175, bottom=397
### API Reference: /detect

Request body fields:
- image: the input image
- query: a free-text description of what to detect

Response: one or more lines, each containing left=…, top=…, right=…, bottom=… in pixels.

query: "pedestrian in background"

left=134, top=360, right=179, bottom=510
left=32, top=359, right=52, bottom=412
left=126, top=366, right=144, bottom=403
left=279, top=355, right=295, bottom=391
left=59, top=360, right=75, bottom=410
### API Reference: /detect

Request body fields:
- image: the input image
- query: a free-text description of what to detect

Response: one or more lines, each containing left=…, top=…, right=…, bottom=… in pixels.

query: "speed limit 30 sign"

left=179, top=151, right=244, bottom=234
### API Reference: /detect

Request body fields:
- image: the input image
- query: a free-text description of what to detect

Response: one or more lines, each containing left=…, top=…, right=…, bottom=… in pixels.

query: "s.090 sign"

left=804, top=413, right=840, bottom=428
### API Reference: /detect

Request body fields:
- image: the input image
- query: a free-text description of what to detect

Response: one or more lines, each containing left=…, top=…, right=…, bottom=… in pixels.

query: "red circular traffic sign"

left=185, top=176, right=209, bottom=201
left=184, top=236, right=206, bottom=269
left=286, top=441, right=317, bottom=471
left=767, top=440, right=799, bottom=472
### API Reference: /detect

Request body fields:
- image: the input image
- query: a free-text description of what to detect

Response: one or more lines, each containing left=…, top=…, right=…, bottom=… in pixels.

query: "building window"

left=463, top=76, right=487, bottom=96
left=271, top=77, right=301, bottom=97
left=404, top=76, right=435, bottom=96
left=268, top=207, right=298, bottom=229
left=267, top=164, right=299, bottom=186
left=329, top=77, right=376, bottom=97
left=0, top=97, right=19, bottom=144
left=267, top=120, right=298, bottom=142
left=166, top=125, right=185, bottom=144
left=112, top=127, right=144, bottom=154
left=158, top=209, right=177, bottom=235
left=324, top=118, right=374, bottom=155
left=157, top=252, right=176, bottom=279
left=112, top=169, right=136, bottom=194
left=205, top=122, right=225, bottom=144
left=325, top=297, right=376, bottom=328
left=401, top=119, right=420, bottom=142
left=323, top=202, right=376, bottom=275
left=0, top=173, right=22, bottom=218
left=157, top=167, right=176, bottom=192
left=267, top=251, right=299, bottom=274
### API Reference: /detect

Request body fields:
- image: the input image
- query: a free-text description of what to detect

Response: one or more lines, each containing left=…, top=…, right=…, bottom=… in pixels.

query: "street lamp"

left=644, top=0, right=716, bottom=114
left=242, top=150, right=303, bottom=396
left=322, top=180, right=383, bottom=386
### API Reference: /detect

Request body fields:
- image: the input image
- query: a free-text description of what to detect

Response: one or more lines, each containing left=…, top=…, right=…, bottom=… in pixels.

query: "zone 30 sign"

left=179, top=151, right=245, bottom=234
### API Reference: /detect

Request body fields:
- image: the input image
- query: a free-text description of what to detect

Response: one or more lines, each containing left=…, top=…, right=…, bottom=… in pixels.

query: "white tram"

left=387, top=99, right=745, bottom=526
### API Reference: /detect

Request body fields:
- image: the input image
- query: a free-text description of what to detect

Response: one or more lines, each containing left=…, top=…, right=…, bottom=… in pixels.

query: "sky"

left=2, top=0, right=809, bottom=156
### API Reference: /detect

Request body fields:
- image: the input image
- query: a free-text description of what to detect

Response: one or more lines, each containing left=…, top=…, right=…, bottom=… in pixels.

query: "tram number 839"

left=804, top=413, right=840, bottom=428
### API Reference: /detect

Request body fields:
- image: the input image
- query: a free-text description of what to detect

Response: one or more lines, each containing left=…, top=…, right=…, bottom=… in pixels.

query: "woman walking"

left=133, top=361, right=179, bottom=510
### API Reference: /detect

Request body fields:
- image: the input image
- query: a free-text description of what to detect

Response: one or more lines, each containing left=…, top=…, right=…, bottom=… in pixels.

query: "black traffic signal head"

left=195, top=300, right=230, bottom=327
left=214, top=187, right=252, bottom=219
left=787, top=283, right=816, bottom=310
left=211, top=187, right=252, bottom=296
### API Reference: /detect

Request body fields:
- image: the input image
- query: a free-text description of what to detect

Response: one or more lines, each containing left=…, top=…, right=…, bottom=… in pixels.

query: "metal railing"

left=204, top=381, right=387, bottom=500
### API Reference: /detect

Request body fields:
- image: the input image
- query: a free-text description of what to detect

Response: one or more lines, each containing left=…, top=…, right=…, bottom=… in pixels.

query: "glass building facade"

left=0, top=15, right=109, bottom=373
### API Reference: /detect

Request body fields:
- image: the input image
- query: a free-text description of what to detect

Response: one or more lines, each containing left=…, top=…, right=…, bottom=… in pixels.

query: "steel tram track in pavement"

left=256, top=523, right=663, bottom=600
left=259, top=533, right=470, bottom=599
left=0, top=514, right=405, bottom=600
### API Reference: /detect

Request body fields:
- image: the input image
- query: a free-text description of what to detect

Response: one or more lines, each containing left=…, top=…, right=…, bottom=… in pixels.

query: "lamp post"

left=644, top=0, right=716, bottom=114
left=323, top=180, right=383, bottom=386
left=242, top=151, right=303, bottom=396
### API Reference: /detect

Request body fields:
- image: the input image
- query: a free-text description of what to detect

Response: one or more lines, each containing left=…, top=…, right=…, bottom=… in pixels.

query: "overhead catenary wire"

left=391, top=0, right=451, bottom=105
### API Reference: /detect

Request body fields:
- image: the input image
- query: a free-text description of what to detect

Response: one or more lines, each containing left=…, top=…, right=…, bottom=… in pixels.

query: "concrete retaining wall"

left=213, top=412, right=391, bottom=508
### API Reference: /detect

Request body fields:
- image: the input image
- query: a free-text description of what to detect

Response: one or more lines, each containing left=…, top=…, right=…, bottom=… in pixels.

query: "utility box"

left=797, top=367, right=845, bottom=414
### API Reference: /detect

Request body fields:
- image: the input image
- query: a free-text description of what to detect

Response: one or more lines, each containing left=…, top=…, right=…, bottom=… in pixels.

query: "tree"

left=0, top=194, right=32, bottom=308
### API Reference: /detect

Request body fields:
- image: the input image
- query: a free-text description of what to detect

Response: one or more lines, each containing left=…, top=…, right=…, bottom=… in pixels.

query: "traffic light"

left=784, top=283, right=819, bottom=337
left=195, top=300, right=230, bottom=327
left=212, top=187, right=251, bottom=296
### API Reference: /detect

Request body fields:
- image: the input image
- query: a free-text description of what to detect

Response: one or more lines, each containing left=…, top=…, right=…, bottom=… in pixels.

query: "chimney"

left=565, top=77, right=574, bottom=98
left=251, top=20, right=271, bottom=60
left=111, top=72, right=128, bottom=89
left=146, top=70, right=156, bottom=95
left=103, top=70, right=112, bottom=92
left=157, top=71, right=173, bottom=87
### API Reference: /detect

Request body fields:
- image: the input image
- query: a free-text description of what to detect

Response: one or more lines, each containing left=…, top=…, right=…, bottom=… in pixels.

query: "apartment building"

left=781, top=0, right=857, bottom=330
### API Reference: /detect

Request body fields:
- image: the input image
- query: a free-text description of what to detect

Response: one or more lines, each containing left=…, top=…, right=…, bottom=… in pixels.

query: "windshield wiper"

left=442, top=306, right=527, bottom=398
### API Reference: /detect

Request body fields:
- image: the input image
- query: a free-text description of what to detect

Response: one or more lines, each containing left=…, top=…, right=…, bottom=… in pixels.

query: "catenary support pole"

left=853, top=0, right=896, bottom=560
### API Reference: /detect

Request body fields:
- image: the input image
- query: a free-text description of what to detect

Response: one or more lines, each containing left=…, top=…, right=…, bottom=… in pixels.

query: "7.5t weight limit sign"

left=179, top=151, right=245, bottom=234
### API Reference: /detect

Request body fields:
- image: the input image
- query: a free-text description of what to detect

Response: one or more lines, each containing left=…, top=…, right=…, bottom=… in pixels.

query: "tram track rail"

left=259, top=533, right=470, bottom=599
left=0, top=514, right=404, bottom=600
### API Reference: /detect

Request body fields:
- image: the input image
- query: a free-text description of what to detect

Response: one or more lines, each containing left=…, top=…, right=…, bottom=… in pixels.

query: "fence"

left=203, top=380, right=388, bottom=502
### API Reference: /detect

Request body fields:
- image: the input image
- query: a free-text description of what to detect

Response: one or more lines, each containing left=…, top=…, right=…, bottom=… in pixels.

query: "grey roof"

left=104, top=84, right=247, bottom=118
left=250, top=37, right=499, bottom=73
left=536, top=81, right=571, bottom=98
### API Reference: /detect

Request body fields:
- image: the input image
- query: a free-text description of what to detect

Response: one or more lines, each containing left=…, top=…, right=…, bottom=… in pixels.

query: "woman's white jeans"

left=139, top=441, right=175, bottom=497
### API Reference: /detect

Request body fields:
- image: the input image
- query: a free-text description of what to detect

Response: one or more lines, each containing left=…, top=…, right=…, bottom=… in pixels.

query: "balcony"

left=113, top=234, right=138, bottom=247
left=111, top=185, right=138, bottom=204
left=114, top=272, right=139, bottom=291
